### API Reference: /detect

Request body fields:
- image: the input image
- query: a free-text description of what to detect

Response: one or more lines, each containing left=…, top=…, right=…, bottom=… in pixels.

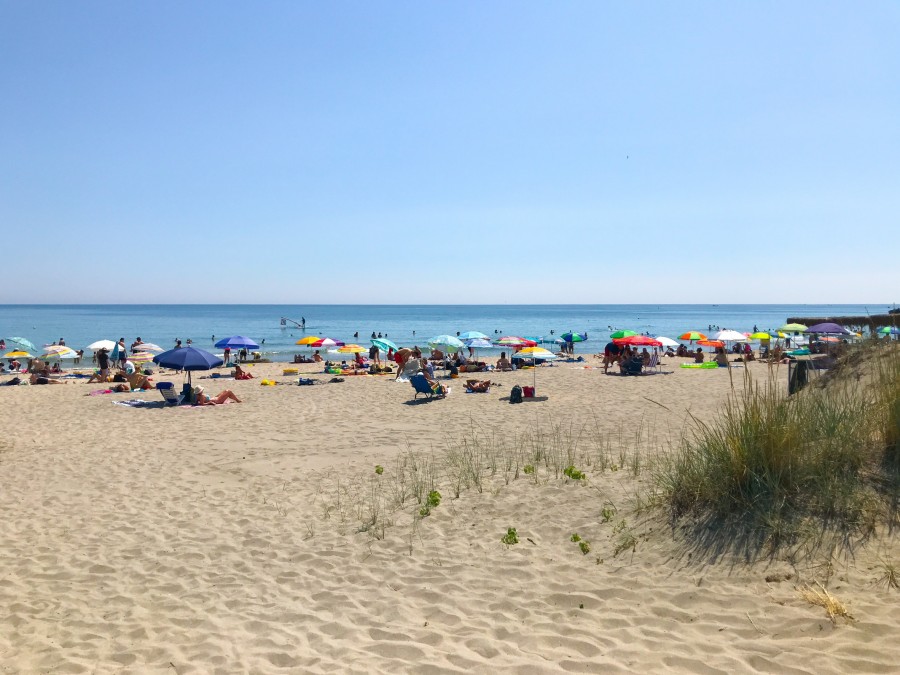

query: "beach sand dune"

left=1, top=359, right=897, bottom=672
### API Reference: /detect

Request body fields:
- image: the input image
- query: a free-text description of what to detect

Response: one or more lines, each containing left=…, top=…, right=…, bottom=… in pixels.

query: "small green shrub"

left=501, top=527, right=519, bottom=546
left=563, top=466, right=585, bottom=481
left=523, top=464, right=535, bottom=475
left=570, top=533, right=581, bottom=542
left=579, top=541, right=591, bottom=555
left=374, top=465, right=384, bottom=475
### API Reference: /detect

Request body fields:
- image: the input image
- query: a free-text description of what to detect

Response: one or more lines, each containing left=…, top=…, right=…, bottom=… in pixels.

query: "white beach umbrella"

left=88, top=339, right=117, bottom=351
left=133, top=342, right=164, bottom=352
left=653, top=336, right=680, bottom=348
left=714, top=330, right=749, bottom=342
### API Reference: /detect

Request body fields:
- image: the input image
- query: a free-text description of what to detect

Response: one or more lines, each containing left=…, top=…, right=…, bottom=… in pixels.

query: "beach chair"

left=157, top=381, right=184, bottom=406
left=621, top=358, right=643, bottom=376
left=644, top=352, right=662, bottom=374
left=410, top=373, right=442, bottom=399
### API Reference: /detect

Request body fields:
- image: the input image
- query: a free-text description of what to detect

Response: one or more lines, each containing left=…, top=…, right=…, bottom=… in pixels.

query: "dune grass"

left=657, top=341, right=900, bottom=548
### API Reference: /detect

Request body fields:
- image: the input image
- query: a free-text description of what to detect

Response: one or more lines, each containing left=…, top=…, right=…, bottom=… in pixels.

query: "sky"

left=1, top=2, right=898, bottom=304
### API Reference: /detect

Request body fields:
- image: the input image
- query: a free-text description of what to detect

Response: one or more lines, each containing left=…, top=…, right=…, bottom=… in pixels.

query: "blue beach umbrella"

left=153, top=346, right=223, bottom=384
left=215, top=335, right=260, bottom=350
left=561, top=332, right=587, bottom=343
left=463, top=337, right=493, bottom=360
left=458, top=331, right=488, bottom=340
left=372, top=337, right=399, bottom=353
left=7, top=337, right=37, bottom=352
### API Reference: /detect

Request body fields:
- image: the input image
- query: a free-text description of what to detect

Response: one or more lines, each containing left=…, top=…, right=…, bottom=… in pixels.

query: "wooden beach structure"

left=787, top=310, right=899, bottom=333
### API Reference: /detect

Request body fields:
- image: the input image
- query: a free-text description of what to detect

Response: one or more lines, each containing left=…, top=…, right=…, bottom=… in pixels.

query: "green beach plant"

left=657, top=342, right=900, bottom=549
left=501, top=527, right=519, bottom=546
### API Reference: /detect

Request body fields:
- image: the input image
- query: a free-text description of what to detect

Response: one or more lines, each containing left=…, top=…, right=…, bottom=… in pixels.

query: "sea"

left=0, top=304, right=887, bottom=363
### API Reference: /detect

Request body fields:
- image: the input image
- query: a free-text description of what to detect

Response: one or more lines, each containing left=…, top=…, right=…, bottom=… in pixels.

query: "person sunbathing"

left=465, top=379, right=494, bottom=393
left=233, top=365, right=254, bottom=380
left=495, top=352, right=513, bottom=371
left=194, top=387, right=241, bottom=405
left=126, top=372, right=154, bottom=390
left=422, top=372, right=448, bottom=397
left=30, top=373, right=64, bottom=385
left=694, top=348, right=705, bottom=363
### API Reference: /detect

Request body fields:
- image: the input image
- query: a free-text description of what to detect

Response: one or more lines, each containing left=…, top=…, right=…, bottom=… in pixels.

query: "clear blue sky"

left=2, top=2, right=898, bottom=304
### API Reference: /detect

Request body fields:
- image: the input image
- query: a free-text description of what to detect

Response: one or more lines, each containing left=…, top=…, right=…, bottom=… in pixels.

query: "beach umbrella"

left=152, top=346, right=223, bottom=384
left=296, top=336, right=322, bottom=346
left=133, top=342, right=164, bottom=352
left=714, top=329, right=749, bottom=342
left=653, top=336, right=680, bottom=348
left=128, top=351, right=156, bottom=364
left=749, top=332, right=772, bottom=340
left=697, top=340, right=725, bottom=348
left=510, top=346, right=557, bottom=395
left=463, top=337, right=493, bottom=360
left=614, top=335, right=662, bottom=347
left=560, top=332, right=588, bottom=343
left=312, top=338, right=344, bottom=349
left=878, top=326, right=900, bottom=335
left=804, top=322, right=850, bottom=335
left=495, top=336, right=535, bottom=347
left=458, top=331, right=488, bottom=340
left=778, top=323, right=807, bottom=332
left=7, top=337, right=37, bottom=351
left=42, top=346, right=79, bottom=360
left=428, top=335, right=465, bottom=352
left=678, top=332, right=707, bottom=342
left=372, top=337, right=399, bottom=353
left=4, top=350, right=32, bottom=359
left=337, top=344, right=366, bottom=353
left=610, top=330, right=637, bottom=339
left=215, top=335, right=260, bottom=350
left=88, top=339, right=117, bottom=351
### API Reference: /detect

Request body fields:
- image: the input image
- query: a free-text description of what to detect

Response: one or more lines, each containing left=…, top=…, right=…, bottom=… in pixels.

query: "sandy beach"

left=1, top=357, right=898, bottom=673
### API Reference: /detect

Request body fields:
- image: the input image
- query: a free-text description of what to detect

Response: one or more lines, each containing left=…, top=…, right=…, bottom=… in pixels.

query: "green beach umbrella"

left=610, top=330, right=637, bottom=339
left=778, top=323, right=807, bottom=332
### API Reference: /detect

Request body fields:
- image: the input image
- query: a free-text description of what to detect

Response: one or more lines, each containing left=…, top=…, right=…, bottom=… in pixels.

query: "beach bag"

left=509, top=384, right=523, bottom=404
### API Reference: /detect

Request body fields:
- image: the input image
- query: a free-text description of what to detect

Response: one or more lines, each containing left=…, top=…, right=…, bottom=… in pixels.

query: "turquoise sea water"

left=0, top=304, right=886, bottom=363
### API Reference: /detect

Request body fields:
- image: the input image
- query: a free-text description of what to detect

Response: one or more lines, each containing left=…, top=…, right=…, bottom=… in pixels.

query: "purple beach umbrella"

left=804, top=322, right=851, bottom=335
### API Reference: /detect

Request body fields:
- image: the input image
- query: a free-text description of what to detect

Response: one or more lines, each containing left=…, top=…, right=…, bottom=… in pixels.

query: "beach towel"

left=112, top=399, right=156, bottom=408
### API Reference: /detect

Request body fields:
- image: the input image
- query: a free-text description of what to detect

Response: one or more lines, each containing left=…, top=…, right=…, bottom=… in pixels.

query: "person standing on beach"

left=116, top=338, right=127, bottom=369
left=97, top=347, right=111, bottom=382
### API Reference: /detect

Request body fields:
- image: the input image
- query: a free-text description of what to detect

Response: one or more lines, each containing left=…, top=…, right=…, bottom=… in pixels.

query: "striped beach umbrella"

left=313, top=338, right=344, bottom=349
left=678, top=331, right=707, bottom=342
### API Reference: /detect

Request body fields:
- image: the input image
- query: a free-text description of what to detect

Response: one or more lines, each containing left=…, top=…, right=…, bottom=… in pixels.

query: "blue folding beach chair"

left=157, top=381, right=184, bottom=406
left=410, top=373, right=440, bottom=399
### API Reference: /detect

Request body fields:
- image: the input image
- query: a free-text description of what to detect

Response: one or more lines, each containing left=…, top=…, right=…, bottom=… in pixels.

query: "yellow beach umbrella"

left=748, top=332, right=771, bottom=340
left=4, top=350, right=32, bottom=358
left=296, top=336, right=321, bottom=346
left=337, top=344, right=366, bottom=354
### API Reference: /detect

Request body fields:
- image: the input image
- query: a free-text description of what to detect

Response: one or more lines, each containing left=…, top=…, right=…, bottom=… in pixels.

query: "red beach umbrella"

left=613, top=335, right=662, bottom=347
